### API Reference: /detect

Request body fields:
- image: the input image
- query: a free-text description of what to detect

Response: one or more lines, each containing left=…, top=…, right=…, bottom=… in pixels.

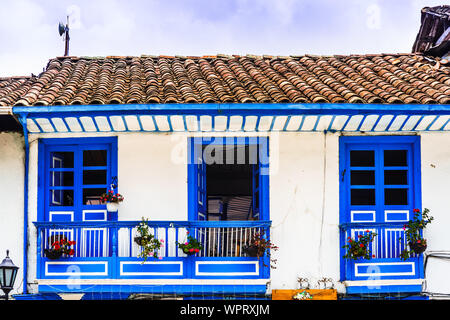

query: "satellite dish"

left=58, top=22, right=66, bottom=36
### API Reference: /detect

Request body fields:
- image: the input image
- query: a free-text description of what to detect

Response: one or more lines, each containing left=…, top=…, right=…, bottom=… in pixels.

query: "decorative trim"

left=45, top=261, right=108, bottom=276
left=350, top=211, right=375, bottom=223
left=119, top=261, right=184, bottom=276
left=354, top=262, right=416, bottom=277
left=195, top=261, right=260, bottom=276
left=384, top=210, right=409, bottom=222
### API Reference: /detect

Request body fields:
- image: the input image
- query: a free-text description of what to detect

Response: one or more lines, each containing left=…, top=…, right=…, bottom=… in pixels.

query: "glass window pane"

left=50, top=152, right=74, bottom=168
left=83, top=170, right=107, bottom=185
left=385, top=188, right=408, bottom=205
left=351, top=189, right=375, bottom=205
left=384, top=150, right=407, bottom=167
left=50, top=171, right=74, bottom=187
left=83, top=150, right=107, bottom=167
left=384, top=170, right=408, bottom=185
left=50, top=189, right=74, bottom=206
left=351, top=170, right=375, bottom=185
left=83, top=188, right=106, bottom=205
left=350, top=150, right=375, bottom=167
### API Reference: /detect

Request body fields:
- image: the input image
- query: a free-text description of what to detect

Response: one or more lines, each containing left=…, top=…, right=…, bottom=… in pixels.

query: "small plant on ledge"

left=134, top=218, right=164, bottom=262
left=44, top=238, right=76, bottom=260
left=342, top=230, right=377, bottom=260
left=242, top=231, right=278, bottom=268
left=399, top=208, right=433, bottom=260
left=177, top=231, right=203, bottom=256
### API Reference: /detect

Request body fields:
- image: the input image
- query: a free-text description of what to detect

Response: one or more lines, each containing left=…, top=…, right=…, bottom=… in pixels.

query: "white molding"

left=350, top=210, right=376, bottom=223
left=384, top=210, right=409, bottom=222
left=195, top=261, right=259, bottom=276
left=354, top=261, right=416, bottom=277
left=344, top=279, right=424, bottom=287
left=37, top=278, right=270, bottom=285
left=120, top=261, right=183, bottom=276
left=82, top=209, right=107, bottom=221
left=45, top=261, right=108, bottom=276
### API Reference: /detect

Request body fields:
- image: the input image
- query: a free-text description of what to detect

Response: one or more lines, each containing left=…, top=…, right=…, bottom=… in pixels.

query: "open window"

left=189, top=137, right=269, bottom=221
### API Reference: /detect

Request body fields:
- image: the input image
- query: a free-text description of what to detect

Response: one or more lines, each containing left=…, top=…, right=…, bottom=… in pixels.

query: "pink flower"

left=158, top=256, right=163, bottom=260
left=185, top=242, right=189, bottom=245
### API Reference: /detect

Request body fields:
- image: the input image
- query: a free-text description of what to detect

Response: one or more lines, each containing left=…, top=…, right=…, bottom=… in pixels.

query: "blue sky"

left=0, top=0, right=445, bottom=76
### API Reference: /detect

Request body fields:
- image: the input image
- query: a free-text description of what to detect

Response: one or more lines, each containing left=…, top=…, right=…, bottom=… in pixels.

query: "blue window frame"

left=339, top=136, right=423, bottom=287
left=187, top=137, right=270, bottom=221
left=38, top=137, right=118, bottom=222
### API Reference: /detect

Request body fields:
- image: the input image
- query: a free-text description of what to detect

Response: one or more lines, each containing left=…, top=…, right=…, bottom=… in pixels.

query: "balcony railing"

left=33, top=220, right=272, bottom=280
left=340, top=222, right=422, bottom=281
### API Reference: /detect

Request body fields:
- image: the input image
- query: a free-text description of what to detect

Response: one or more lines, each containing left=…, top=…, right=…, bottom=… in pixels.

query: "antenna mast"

left=58, top=16, right=70, bottom=56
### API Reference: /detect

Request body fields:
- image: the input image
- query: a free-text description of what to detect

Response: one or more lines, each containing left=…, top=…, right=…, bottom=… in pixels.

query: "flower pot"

left=243, top=245, right=263, bottom=258
left=182, top=249, right=197, bottom=256
left=134, top=236, right=148, bottom=246
left=409, top=241, right=427, bottom=254
left=106, top=202, right=120, bottom=212
left=44, top=249, right=63, bottom=260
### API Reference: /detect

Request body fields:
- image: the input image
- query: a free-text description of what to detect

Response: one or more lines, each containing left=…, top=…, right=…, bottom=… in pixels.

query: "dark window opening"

left=351, top=188, right=376, bottom=206
left=384, top=150, right=407, bottom=167
left=204, top=145, right=258, bottom=221
left=385, top=188, right=408, bottom=205
left=350, top=150, right=375, bottom=167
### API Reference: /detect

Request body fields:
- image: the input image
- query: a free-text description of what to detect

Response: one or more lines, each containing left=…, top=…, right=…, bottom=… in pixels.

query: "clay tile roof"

left=1, top=53, right=450, bottom=107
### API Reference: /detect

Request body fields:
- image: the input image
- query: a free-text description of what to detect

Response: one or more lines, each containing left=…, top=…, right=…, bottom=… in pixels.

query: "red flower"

left=417, top=240, right=421, bottom=243
left=413, top=208, right=420, bottom=213
left=54, top=244, right=60, bottom=250
left=359, top=244, right=364, bottom=248
left=372, top=255, right=375, bottom=258
left=68, top=249, right=75, bottom=255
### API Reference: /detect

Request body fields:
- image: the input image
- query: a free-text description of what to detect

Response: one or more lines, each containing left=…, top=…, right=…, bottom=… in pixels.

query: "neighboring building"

left=1, top=9, right=450, bottom=300
left=412, top=5, right=450, bottom=59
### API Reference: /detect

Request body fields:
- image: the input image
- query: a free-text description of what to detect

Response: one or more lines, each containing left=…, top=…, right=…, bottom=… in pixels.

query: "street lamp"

left=0, top=250, right=19, bottom=300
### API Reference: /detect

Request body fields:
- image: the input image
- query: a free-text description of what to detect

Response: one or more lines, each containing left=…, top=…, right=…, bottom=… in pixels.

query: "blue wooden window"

left=38, top=137, right=118, bottom=222
left=339, top=136, right=423, bottom=284
left=188, top=137, right=269, bottom=221
left=340, top=136, right=421, bottom=224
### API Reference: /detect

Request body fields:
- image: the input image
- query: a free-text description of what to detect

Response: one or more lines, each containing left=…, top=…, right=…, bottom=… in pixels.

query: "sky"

left=0, top=0, right=446, bottom=77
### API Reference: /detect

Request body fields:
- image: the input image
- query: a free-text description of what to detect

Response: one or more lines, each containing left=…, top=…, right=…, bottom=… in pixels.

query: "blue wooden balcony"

left=340, top=222, right=424, bottom=294
left=33, top=220, right=272, bottom=281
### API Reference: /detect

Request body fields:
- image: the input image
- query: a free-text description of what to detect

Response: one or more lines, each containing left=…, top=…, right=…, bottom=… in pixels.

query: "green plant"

left=177, top=232, right=203, bottom=255
left=242, top=231, right=278, bottom=268
left=134, top=218, right=164, bottom=262
left=399, top=208, right=433, bottom=260
left=44, top=237, right=76, bottom=259
left=343, top=230, right=377, bottom=260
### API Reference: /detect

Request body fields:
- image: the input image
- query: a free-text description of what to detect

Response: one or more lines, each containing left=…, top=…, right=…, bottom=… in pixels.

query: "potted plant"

left=134, top=218, right=164, bottom=262
left=44, top=238, right=76, bottom=260
left=242, top=231, right=278, bottom=268
left=101, top=189, right=124, bottom=212
left=342, top=230, right=377, bottom=260
left=400, top=208, right=433, bottom=259
left=177, top=232, right=203, bottom=256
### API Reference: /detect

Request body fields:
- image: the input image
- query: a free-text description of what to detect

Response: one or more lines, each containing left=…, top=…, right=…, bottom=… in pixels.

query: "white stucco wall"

left=0, top=132, right=24, bottom=296
left=22, top=130, right=450, bottom=297
left=420, top=132, right=450, bottom=296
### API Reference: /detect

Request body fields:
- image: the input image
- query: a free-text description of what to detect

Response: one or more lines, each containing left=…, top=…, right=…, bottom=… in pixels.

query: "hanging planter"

left=44, top=249, right=63, bottom=260
left=135, top=218, right=164, bottom=262
left=44, top=238, right=76, bottom=260
left=106, top=202, right=120, bottom=213
left=400, top=208, right=433, bottom=260
left=177, top=232, right=202, bottom=257
left=409, top=240, right=427, bottom=255
left=101, top=189, right=124, bottom=213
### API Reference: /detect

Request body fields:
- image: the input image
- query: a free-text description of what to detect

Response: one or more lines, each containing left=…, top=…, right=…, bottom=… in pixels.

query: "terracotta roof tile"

left=1, top=53, right=450, bottom=107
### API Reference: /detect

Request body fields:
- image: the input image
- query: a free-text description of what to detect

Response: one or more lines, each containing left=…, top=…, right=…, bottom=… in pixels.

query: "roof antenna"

left=58, top=16, right=70, bottom=56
